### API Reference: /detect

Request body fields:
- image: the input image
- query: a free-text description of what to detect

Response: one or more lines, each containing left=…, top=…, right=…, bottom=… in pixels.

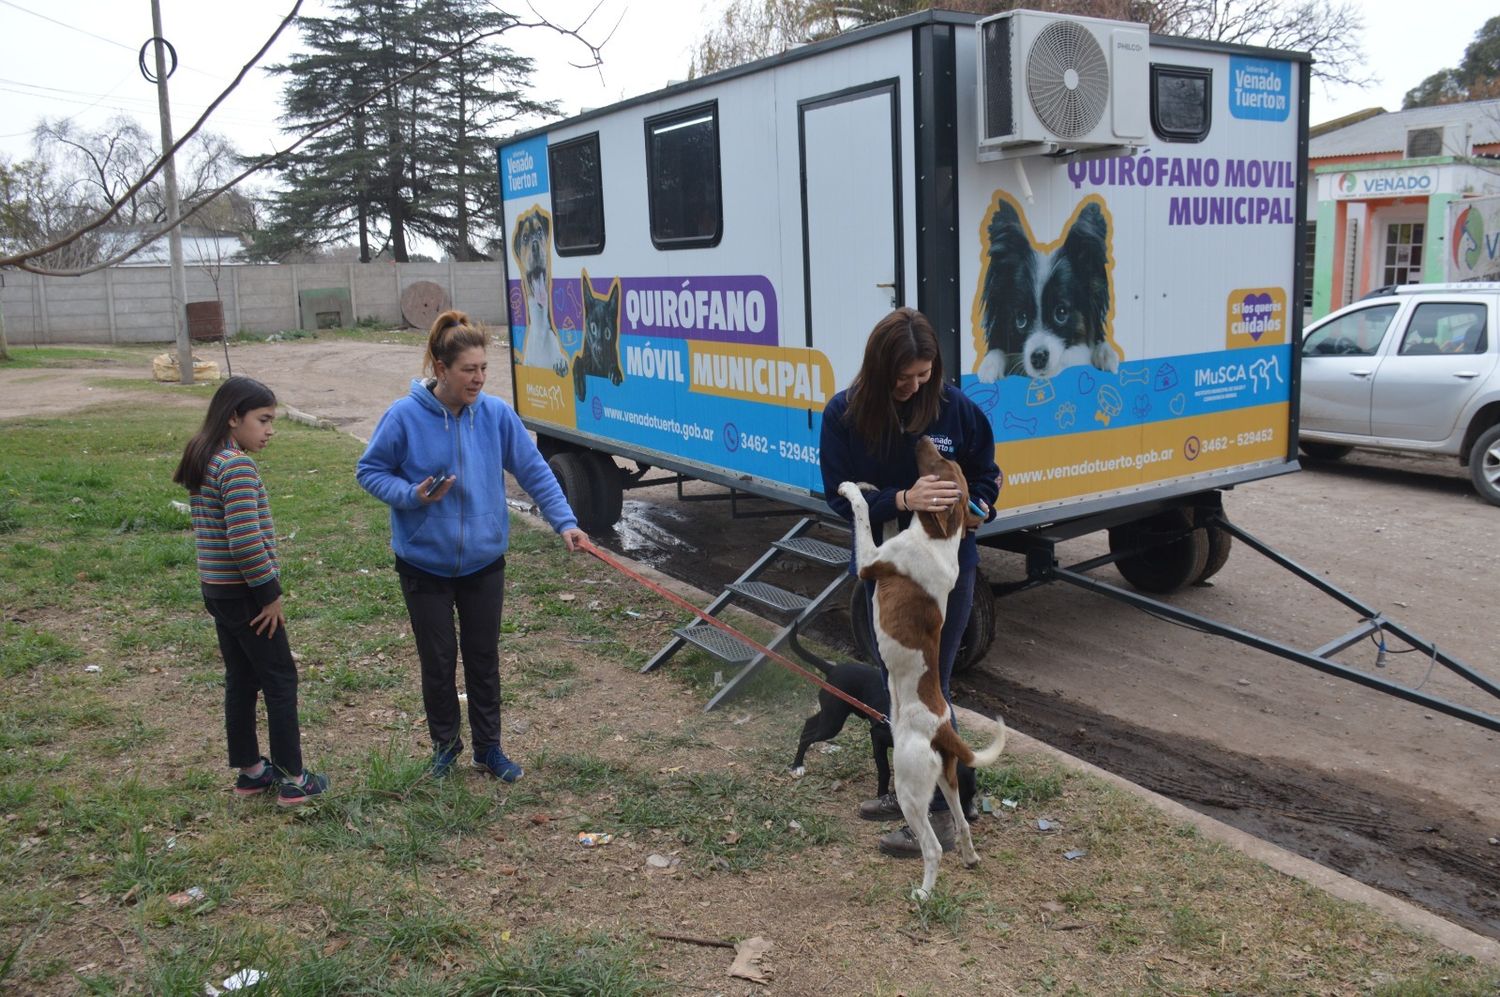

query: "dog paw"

left=977, top=350, right=1006, bottom=383
left=788, top=766, right=806, bottom=779
left=552, top=359, right=569, bottom=377
left=910, top=886, right=931, bottom=903
left=837, top=481, right=864, bottom=505
left=963, top=853, right=982, bottom=868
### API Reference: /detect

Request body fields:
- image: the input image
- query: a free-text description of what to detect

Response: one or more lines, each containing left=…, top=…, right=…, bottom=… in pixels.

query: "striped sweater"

left=191, top=446, right=282, bottom=605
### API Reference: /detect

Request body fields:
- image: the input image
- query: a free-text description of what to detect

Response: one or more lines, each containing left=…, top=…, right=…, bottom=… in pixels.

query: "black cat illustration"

left=572, top=269, right=624, bottom=402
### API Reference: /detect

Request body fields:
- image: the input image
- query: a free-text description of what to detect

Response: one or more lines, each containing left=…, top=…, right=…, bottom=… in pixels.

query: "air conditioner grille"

left=1026, top=20, right=1109, bottom=139
left=982, top=17, right=1014, bottom=140
left=1405, top=127, right=1442, bottom=159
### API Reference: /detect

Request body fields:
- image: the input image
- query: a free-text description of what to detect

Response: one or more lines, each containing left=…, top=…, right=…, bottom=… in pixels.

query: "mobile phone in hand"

left=425, top=471, right=450, bottom=497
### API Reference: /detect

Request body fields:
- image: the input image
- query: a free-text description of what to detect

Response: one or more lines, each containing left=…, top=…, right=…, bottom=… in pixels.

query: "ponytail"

left=424, top=309, right=488, bottom=376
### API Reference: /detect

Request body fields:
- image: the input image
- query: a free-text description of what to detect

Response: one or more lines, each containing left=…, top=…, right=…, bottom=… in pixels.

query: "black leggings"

left=206, top=595, right=303, bottom=777
left=398, top=562, right=507, bottom=754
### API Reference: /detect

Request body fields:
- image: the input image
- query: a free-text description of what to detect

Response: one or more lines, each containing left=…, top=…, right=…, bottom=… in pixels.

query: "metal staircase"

left=641, top=516, right=854, bottom=711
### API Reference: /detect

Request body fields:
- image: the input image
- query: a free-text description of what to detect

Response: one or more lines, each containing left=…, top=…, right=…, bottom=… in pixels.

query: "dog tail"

left=967, top=714, right=1008, bottom=768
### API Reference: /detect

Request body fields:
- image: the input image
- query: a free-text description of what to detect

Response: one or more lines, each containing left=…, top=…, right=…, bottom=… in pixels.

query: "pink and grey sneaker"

left=276, top=771, right=329, bottom=807
left=233, top=757, right=278, bottom=797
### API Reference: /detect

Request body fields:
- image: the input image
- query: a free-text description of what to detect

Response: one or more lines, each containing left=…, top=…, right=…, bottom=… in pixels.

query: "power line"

left=0, top=0, right=240, bottom=85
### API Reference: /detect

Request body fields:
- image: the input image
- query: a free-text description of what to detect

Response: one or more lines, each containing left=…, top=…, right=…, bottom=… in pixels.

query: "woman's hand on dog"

left=907, top=474, right=960, bottom=512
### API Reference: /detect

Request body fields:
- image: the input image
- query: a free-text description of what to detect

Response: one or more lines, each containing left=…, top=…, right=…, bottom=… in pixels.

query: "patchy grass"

left=0, top=345, right=159, bottom=369
left=1, top=404, right=1498, bottom=994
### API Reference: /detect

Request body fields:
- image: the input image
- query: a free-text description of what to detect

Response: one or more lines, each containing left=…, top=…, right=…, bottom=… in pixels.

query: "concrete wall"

left=0, top=261, right=507, bottom=345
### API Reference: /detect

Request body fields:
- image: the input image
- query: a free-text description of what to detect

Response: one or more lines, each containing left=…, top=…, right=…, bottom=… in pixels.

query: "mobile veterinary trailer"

left=501, top=8, right=1304, bottom=577
left=496, top=10, right=1500, bottom=731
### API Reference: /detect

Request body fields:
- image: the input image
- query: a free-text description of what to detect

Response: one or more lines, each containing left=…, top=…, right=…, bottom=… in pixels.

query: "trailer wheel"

left=1109, top=508, right=1210, bottom=594
left=1468, top=424, right=1500, bottom=507
left=1196, top=523, right=1233, bottom=584
left=847, top=572, right=994, bottom=675
left=549, top=452, right=608, bottom=534
left=584, top=451, right=625, bottom=530
left=952, top=572, right=995, bottom=675
left=1299, top=441, right=1353, bottom=461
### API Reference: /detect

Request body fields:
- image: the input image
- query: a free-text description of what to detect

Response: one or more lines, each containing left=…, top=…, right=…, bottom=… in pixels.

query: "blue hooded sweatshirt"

left=356, top=378, right=578, bottom=578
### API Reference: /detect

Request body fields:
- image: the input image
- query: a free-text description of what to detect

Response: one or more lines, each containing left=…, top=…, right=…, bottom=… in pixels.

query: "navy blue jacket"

left=820, top=383, right=999, bottom=571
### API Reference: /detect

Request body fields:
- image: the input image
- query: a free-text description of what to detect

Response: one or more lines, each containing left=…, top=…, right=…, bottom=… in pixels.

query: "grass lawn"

left=1, top=401, right=1497, bottom=995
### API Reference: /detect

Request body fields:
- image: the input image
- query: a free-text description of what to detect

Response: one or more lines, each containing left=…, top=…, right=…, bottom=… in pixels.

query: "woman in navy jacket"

left=358, top=310, right=585, bottom=782
left=820, top=307, right=1000, bottom=858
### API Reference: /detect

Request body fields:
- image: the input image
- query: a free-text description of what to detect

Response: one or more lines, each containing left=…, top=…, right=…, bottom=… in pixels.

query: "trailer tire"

left=953, top=572, right=995, bottom=675
left=1109, top=508, right=1210, bottom=594
left=584, top=451, right=625, bottom=530
left=1468, top=424, right=1500, bottom=507
left=549, top=452, right=609, bottom=534
left=847, top=572, right=994, bottom=675
left=1299, top=441, right=1353, bottom=461
left=1196, top=523, right=1234, bottom=584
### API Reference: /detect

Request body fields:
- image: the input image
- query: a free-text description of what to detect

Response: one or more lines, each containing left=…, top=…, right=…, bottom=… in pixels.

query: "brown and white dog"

left=511, top=206, right=569, bottom=376
left=837, top=437, right=1007, bottom=901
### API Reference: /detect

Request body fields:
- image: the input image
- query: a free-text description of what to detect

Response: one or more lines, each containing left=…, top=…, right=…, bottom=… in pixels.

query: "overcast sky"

left=0, top=0, right=1491, bottom=169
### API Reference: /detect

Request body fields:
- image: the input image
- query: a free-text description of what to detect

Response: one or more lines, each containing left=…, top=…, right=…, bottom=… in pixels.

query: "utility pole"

left=149, top=0, right=193, bottom=385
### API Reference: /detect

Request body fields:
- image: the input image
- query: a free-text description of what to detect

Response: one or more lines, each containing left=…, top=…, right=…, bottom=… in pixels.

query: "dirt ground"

left=5, top=336, right=1498, bottom=939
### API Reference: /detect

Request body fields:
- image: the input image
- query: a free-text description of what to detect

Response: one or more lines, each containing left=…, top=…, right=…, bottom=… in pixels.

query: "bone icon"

left=1003, top=411, right=1039, bottom=436
left=1118, top=366, right=1150, bottom=386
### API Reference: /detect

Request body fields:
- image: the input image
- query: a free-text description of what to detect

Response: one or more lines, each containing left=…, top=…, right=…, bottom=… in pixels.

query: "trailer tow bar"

left=1027, top=517, right=1500, bottom=734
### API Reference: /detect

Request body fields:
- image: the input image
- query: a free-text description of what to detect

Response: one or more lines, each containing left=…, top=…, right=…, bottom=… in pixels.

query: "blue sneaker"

left=431, top=741, right=463, bottom=779
left=277, top=771, right=329, bottom=808
left=474, top=745, right=523, bottom=783
left=233, top=757, right=277, bottom=797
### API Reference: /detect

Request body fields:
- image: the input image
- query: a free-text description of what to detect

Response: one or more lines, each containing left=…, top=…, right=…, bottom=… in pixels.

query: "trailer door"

left=800, top=82, right=902, bottom=387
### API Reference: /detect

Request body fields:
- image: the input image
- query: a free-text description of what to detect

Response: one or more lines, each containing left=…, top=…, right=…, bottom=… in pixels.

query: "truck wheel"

left=549, top=452, right=608, bottom=534
left=1192, top=508, right=1233, bottom=584
left=953, top=572, right=995, bottom=675
left=1108, top=508, right=1210, bottom=594
left=584, top=451, right=625, bottom=530
left=1469, top=424, right=1500, bottom=507
left=1299, top=441, right=1352, bottom=461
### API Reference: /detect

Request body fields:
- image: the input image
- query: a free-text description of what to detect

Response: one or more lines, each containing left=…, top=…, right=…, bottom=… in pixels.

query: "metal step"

left=772, top=536, right=849, bottom=568
left=726, top=580, right=811, bottom=614
left=673, top=622, right=758, bottom=664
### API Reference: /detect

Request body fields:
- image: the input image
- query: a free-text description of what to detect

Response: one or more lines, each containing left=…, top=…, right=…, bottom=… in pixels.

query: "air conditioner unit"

left=976, top=10, right=1149, bottom=161
left=1404, top=122, right=1472, bottom=159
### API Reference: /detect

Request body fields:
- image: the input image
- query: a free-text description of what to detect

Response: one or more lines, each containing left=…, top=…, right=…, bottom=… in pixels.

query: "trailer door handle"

left=1348, top=369, right=1372, bottom=378
left=1451, top=371, right=1480, bottom=379
left=876, top=281, right=897, bottom=308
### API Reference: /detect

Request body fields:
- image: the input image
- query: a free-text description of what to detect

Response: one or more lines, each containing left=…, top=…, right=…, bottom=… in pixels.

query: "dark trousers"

left=859, top=564, right=978, bottom=813
left=206, top=595, right=303, bottom=777
left=399, top=562, right=506, bottom=755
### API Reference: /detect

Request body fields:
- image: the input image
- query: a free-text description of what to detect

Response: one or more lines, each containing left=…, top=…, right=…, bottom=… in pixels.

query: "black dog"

left=572, top=269, right=624, bottom=402
left=790, top=662, right=892, bottom=797
left=976, top=197, right=1117, bottom=381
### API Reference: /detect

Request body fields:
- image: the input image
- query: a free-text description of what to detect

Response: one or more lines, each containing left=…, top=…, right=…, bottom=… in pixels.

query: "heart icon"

left=1241, top=293, right=1274, bottom=342
left=1170, top=393, right=1186, bottom=416
left=1076, top=370, right=1097, bottom=396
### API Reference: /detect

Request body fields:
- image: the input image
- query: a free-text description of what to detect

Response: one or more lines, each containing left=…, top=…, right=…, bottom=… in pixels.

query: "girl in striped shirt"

left=173, top=377, right=327, bottom=806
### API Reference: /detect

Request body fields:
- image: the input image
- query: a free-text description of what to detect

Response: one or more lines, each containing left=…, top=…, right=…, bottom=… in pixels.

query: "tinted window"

left=1151, top=65, right=1211, bottom=143
left=549, top=134, right=604, bottom=255
left=1400, top=302, right=1488, bottom=356
left=1303, top=304, right=1398, bottom=357
left=645, top=103, right=722, bottom=249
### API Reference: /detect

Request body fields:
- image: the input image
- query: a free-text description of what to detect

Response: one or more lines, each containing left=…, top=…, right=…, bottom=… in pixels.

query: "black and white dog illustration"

left=571, top=269, right=624, bottom=402
left=976, top=196, right=1119, bottom=381
left=511, top=207, right=569, bottom=376
left=788, top=662, right=893, bottom=798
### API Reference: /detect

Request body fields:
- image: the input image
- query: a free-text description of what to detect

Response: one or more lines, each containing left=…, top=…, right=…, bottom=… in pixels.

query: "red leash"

left=577, top=537, right=888, bottom=725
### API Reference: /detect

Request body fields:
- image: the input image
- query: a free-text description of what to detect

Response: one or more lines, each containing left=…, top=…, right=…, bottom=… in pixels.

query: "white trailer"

left=493, top=11, right=1500, bottom=732
left=499, top=9, right=1305, bottom=568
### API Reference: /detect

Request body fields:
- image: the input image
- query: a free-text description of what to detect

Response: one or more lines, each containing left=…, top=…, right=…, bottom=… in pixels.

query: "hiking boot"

left=474, top=745, right=524, bottom=783
left=431, top=741, right=463, bottom=779
left=858, top=791, right=903, bottom=822
left=277, top=771, right=329, bottom=807
left=232, top=757, right=277, bottom=797
left=877, top=811, right=956, bottom=858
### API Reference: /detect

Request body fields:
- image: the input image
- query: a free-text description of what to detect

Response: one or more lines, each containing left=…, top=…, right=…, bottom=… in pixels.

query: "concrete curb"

left=279, top=404, right=338, bottom=430
left=955, top=705, right=1500, bottom=966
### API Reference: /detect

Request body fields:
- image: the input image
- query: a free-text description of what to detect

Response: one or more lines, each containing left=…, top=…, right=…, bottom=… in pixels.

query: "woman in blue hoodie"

left=357, top=310, right=586, bottom=782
